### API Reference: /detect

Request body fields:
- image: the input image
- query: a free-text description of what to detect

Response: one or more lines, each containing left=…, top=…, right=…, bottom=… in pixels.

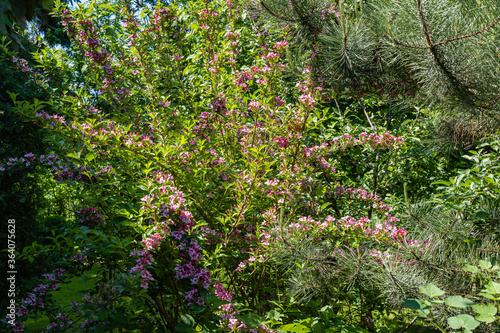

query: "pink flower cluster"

left=0, top=152, right=37, bottom=170
left=273, top=136, right=290, bottom=148
left=44, top=313, right=73, bottom=332
left=12, top=56, right=35, bottom=75
left=274, top=40, right=289, bottom=52
left=213, top=282, right=243, bottom=329
left=71, top=249, right=88, bottom=264
left=35, top=110, right=67, bottom=126
left=366, top=217, right=408, bottom=240
left=330, top=186, right=390, bottom=211
left=338, top=132, right=404, bottom=150
left=129, top=250, right=154, bottom=289
left=173, top=230, right=212, bottom=305
left=151, top=7, right=172, bottom=26
left=77, top=207, right=104, bottom=228
left=321, top=3, right=339, bottom=20
left=0, top=151, right=114, bottom=183
left=3, top=269, right=65, bottom=332
left=236, top=254, right=256, bottom=271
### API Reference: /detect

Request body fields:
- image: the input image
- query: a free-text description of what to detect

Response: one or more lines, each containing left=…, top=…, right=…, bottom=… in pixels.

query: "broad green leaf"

left=105, top=27, right=118, bottom=38
left=482, top=281, right=500, bottom=295
left=472, top=303, right=497, bottom=324
left=100, top=4, right=115, bottom=11
left=403, top=299, right=429, bottom=310
left=478, top=292, right=495, bottom=300
left=445, top=296, right=474, bottom=308
left=419, top=284, right=445, bottom=298
left=474, top=211, right=490, bottom=219
left=478, top=260, right=492, bottom=270
left=266, top=309, right=282, bottom=324
left=279, top=323, right=311, bottom=332
left=85, top=153, right=95, bottom=162
left=67, top=152, right=81, bottom=159
left=238, top=313, right=264, bottom=327
left=447, top=315, right=480, bottom=330
left=463, top=265, right=480, bottom=273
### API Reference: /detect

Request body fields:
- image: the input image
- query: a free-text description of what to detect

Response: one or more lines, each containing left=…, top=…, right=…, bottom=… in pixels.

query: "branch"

left=415, top=0, right=474, bottom=103
left=259, top=0, right=300, bottom=23
left=440, top=211, right=461, bottom=240
left=398, top=316, right=418, bottom=333
left=359, top=101, right=374, bottom=130
left=416, top=0, right=434, bottom=50
left=434, top=15, right=500, bottom=47
left=403, top=182, right=427, bottom=227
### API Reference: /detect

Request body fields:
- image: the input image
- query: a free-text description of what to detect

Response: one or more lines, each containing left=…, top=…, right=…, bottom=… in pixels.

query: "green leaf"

left=478, top=260, right=492, bottom=270
left=316, top=185, right=325, bottom=197
left=238, top=313, right=264, bottom=327
left=67, top=152, right=81, bottom=160
left=85, top=153, right=95, bottom=162
left=180, top=314, right=195, bottom=327
left=447, top=315, right=480, bottom=331
left=463, top=264, right=480, bottom=273
left=266, top=309, right=282, bottom=324
left=474, top=211, right=490, bottom=219
left=472, top=303, right=497, bottom=324
left=7, top=91, right=18, bottom=103
left=403, top=299, right=429, bottom=310
left=419, top=284, right=445, bottom=298
left=482, top=281, right=500, bottom=295
left=279, top=323, right=311, bottom=332
left=100, top=4, right=115, bottom=11
left=444, top=296, right=474, bottom=308
left=105, top=27, right=117, bottom=38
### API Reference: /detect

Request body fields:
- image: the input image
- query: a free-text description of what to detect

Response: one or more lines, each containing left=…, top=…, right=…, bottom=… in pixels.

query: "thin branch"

left=359, top=101, right=374, bottom=130
left=415, top=0, right=474, bottom=103
left=440, top=212, right=461, bottom=240
left=403, top=182, right=427, bottom=227
left=434, top=15, right=500, bottom=47
left=259, top=0, right=300, bottom=23
left=416, top=0, right=434, bottom=50
left=334, top=99, right=343, bottom=117
left=398, top=316, right=418, bottom=333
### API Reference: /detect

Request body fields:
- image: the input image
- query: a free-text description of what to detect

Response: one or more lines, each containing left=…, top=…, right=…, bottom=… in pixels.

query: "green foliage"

left=1, top=0, right=500, bottom=332
left=403, top=263, right=500, bottom=332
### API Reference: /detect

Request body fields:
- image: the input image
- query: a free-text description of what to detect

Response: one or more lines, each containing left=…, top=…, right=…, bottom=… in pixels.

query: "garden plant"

left=1, top=0, right=499, bottom=332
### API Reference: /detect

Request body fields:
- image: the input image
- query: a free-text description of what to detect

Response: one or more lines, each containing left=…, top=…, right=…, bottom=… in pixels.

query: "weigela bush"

left=0, top=0, right=424, bottom=331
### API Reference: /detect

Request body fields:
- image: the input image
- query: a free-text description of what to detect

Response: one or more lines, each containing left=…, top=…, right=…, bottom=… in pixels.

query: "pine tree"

left=252, top=0, right=500, bottom=118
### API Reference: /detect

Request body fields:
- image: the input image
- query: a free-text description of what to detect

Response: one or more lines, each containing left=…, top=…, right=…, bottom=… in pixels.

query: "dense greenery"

left=1, top=0, right=499, bottom=332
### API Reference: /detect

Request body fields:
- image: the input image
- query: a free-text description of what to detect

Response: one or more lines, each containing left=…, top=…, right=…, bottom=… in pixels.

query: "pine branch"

left=433, top=15, right=500, bottom=47
left=259, top=0, right=300, bottom=23
left=391, top=39, right=427, bottom=49
left=415, top=0, right=475, bottom=105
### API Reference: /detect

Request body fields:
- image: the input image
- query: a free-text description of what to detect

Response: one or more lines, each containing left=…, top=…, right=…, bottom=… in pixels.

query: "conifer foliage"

left=254, top=0, right=500, bottom=115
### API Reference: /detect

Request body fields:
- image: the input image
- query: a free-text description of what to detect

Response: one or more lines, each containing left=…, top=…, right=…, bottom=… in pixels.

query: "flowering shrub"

left=2, top=0, right=498, bottom=332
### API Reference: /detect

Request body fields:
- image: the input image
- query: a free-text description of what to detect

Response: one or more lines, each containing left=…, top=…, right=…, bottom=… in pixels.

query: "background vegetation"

left=1, top=0, right=499, bottom=332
